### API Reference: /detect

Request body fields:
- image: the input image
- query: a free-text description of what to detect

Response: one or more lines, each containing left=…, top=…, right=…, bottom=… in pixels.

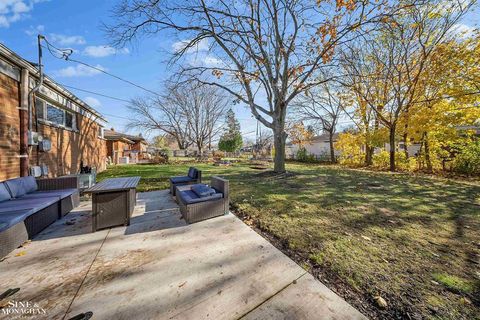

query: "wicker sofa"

left=169, top=167, right=202, bottom=196
left=0, top=176, right=80, bottom=258
left=176, top=176, right=229, bottom=224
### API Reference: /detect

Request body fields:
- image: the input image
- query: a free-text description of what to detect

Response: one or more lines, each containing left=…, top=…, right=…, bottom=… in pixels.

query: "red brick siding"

left=0, top=72, right=107, bottom=179
left=0, top=72, right=20, bottom=180
left=106, top=140, right=132, bottom=164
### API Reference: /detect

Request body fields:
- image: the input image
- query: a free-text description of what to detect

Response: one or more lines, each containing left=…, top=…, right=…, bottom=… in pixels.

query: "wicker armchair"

left=169, top=167, right=202, bottom=196
left=176, top=176, right=229, bottom=224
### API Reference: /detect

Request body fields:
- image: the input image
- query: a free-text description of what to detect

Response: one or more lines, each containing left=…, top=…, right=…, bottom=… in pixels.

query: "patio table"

left=85, top=177, right=141, bottom=232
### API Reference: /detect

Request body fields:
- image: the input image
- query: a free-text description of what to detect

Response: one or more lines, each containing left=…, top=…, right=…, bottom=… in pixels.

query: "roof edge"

left=0, top=43, right=107, bottom=123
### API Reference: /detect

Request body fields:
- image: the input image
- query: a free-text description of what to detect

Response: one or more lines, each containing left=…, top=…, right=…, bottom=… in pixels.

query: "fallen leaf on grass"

left=374, top=295, right=388, bottom=308
left=361, top=235, right=372, bottom=241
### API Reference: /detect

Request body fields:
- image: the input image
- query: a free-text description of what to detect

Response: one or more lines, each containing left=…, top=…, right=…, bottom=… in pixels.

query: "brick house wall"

left=106, top=140, right=133, bottom=164
left=0, top=72, right=21, bottom=180
left=29, top=114, right=107, bottom=177
left=132, top=141, right=147, bottom=153
left=0, top=45, right=107, bottom=180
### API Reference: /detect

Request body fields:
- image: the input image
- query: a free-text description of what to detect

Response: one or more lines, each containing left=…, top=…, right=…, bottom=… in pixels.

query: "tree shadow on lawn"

left=227, top=167, right=480, bottom=313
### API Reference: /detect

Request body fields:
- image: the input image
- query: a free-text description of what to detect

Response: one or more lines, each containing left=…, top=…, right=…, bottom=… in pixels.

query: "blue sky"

left=0, top=0, right=260, bottom=141
left=0, top=0, right=479, bottom=142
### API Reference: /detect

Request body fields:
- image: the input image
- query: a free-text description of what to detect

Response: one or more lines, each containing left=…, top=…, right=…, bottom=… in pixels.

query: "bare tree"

left=105, top=0, right=396, bottom=172
left=126, top=83, right=227, bottom=153
left=294, top=81, right=345, bottom=162
left=255, top=129, right=274, bottom=158
left=340, top=0, right=475, bottom=171
left=126, top=95, right=191, bottom=150
left=170, top=83, right=228, bottom=155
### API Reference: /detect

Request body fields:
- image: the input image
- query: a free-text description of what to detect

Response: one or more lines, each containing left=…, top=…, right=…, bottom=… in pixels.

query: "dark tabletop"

left=85, top=177, right=141, bottom=193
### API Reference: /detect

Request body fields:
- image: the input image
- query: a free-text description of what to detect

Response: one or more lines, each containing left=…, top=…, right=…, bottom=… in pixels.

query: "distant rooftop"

left=103, top=128, right=147, bottom=144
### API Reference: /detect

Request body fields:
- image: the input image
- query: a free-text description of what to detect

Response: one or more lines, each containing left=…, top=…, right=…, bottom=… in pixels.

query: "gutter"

left=0, top=43, right=107, bottom=123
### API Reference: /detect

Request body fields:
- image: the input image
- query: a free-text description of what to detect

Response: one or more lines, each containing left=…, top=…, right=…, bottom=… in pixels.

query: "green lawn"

left=97, top=162, right=480, bottom=319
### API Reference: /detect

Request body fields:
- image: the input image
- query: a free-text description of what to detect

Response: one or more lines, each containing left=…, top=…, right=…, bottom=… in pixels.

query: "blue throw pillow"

left=0, top=183, right=11, bottom=202
left=191, top=184, right=215, bottom=197
left=23, top=176, right=38, bottom=194
left=4, top=178, right=27, bottom=198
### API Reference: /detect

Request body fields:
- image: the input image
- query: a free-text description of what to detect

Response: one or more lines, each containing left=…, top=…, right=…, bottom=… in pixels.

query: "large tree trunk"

left=403, top=105, right=410, bottom=159
left=272, top=125, right=287, bottom=173
left=176, top=138, right=185, bottom=150
left=197, top=143, right=203, bottom=157
left=389, top=125, right=396, bottom=172
left=328, top=131, right=335, bottom=163
left=403, top=132, right=409, bottom=158
left=365, top=145, right=374, bottom=166
left=424, top=134, right=432, bottom=173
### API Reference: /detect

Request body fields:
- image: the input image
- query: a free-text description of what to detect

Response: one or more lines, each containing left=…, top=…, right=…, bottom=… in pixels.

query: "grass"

left=97, top=161, right=480, bottom=319
left=432, top=273, right=476, bottom=294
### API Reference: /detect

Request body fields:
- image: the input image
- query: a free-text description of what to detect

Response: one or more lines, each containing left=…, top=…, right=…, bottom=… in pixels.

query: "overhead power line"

left=42, top=37, right=161, bottom=97
left=57, top=83, right=132, bottom=103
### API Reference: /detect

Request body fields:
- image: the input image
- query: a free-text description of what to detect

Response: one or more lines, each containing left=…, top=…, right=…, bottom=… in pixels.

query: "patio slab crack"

left=62, top=228, right=111, bottom=320
left=237, top=272, right=307, bottom=319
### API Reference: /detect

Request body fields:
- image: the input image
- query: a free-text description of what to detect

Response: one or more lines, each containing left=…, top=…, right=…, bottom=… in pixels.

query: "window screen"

left=47, top=104, right=65, bottom=126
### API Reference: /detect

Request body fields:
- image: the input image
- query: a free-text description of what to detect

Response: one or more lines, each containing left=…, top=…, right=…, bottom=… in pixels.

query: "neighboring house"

left=286, top=133, right=340, bottom=159
left=383, top=126, right=479, bottom=157
left=0, top=43, right=107, bottom=180
left=456, top=125, right=480, bottom=136
left=104, top=128, right=149, bottom=164
left=382, top=142, right=422, bottom=156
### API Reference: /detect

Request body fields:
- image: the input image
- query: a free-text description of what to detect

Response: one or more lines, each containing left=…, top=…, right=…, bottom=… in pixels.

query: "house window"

left=47, top=104, right=65, bottom=126
left=35, top=98, right=45, bottom=119
left=65, top=112, right=73, bottom=128
left=35, top=97, right=77, bottom=130
left=98, top=126, right=104, bottom=139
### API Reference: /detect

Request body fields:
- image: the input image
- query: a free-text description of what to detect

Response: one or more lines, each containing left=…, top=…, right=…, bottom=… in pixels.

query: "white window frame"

left=35, top=97, right=77, bottom=131
left=98, top=126, right=105, bottom=139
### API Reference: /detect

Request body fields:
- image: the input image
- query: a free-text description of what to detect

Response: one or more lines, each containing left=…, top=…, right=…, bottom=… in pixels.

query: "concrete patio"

left=0, top=190, right=366, bottom=320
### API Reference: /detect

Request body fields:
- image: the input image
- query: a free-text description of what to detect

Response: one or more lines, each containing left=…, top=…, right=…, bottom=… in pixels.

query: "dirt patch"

left=82, top=249, right=156, bottom=289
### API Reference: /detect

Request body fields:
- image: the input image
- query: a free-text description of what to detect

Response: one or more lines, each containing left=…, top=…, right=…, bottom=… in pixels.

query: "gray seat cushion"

left=23, top=188, right=77, bottom=200
left=191, top=184, right=215, bottom=197
left=23, top=176, right=38, bottom=194
left=187, top=167, right=196, bottom=179
left=0, top=196, right=58, bottom=213
left=178, top=190, right=223, bottom=204
left=170, top=176, right=194, bottom=184
left=0, top=183, right=12, bottom=202
left=4, top=176, right=38, bottom=198
left=0, top=210, right=31, bottom=233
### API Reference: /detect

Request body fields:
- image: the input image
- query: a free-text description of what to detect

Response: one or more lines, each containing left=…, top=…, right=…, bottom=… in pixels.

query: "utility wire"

left=43, top=38, right=161, bottom=97
left=56, top=83, right=132, bottom=103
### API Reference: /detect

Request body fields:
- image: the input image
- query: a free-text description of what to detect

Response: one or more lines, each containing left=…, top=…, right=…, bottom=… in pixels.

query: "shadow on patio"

left=0, top=189, right=366, bottom=320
